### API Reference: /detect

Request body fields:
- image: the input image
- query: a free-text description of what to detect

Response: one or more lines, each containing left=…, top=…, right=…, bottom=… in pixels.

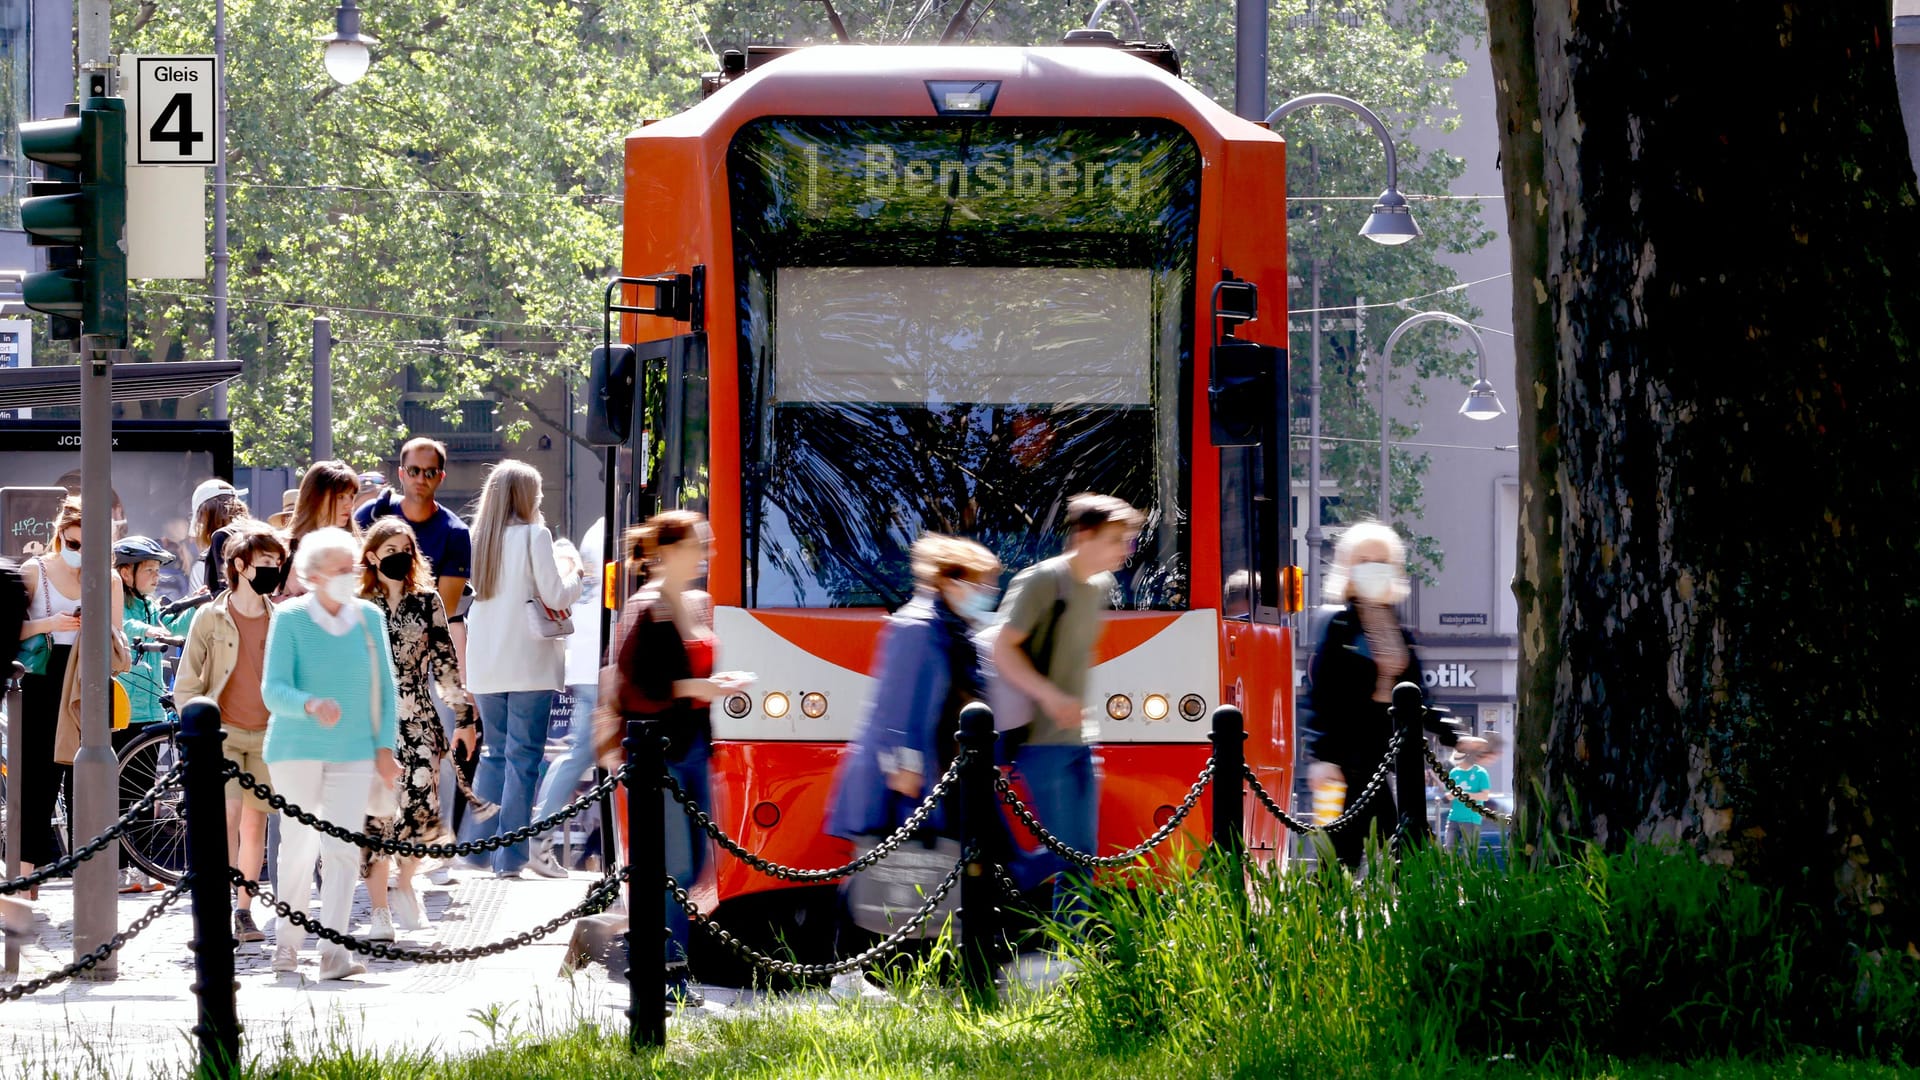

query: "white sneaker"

left=366, top=907, right=396, bottom=941
left=525, top=843, right=568, bottom=879
left=828, top=971, right=891, bottom=1001
left=317, top=957, right=367, bottom=981
left=425, top=865, right=452, bottom=886
left=392, top=890, right=427, bottom=931
left=272, top=938, right=299, bottom=973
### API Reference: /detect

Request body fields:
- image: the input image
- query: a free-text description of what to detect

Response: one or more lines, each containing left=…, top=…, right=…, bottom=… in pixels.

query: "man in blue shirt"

left=354, top=437, right=472, bottom=619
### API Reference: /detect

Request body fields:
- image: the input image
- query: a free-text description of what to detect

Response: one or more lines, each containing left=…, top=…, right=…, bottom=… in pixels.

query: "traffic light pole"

left=70, top=0, right=121, bottom=979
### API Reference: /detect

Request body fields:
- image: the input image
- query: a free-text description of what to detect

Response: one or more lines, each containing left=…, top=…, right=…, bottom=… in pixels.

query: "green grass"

left=11, top=839, right=1917, bottom=1079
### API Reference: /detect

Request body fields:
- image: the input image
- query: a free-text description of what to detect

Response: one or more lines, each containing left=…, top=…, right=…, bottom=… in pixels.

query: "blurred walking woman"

left=617, top=511, right=752, bottom=1002
left=357, top=517, right=476, bottom=938
left=459, top=461, right=582, bottom=877
left=1298, top=521, right=1425, bottom=871
left=260, top=527, right=401, bottom=980
left=13, top=497, right=121, bottom=885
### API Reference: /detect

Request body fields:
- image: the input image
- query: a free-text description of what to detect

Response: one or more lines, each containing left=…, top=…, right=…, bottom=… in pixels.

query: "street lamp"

left=1263, top=91, right=1419, bottom=612
left=322, top=0, right=377, bottom=85
left=1374, top=310, right=1505, bottom=523
left=1265, top=93, right=1422, bottom=246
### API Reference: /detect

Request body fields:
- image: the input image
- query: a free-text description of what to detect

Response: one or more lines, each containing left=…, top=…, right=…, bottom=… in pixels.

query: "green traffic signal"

left=15, top=101, right=126, bottom=341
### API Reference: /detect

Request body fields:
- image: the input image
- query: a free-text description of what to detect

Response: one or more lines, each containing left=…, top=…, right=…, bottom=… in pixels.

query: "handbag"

left=17, top=558, right=56, bottom=676
left=360, top=614, right=401, bottom=819
left=845, top=833, right=963, bottom=938
left=523, top=527, right=575, bottom=639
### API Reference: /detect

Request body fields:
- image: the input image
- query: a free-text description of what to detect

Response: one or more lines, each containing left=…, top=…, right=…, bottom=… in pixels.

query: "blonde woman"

left=281, top=461, right=360, bottom=598
left=457, top=461, right=582, bottom=877
left=1298, top=521, right=1426, bottom=870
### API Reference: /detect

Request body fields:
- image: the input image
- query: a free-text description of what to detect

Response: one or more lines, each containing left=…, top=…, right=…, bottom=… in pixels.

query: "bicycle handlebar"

left=160, top=593, right=215, bottom=617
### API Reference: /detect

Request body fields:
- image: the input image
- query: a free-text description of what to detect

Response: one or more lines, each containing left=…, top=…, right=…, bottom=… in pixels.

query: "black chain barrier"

left=666, top=851, right=971, bottom=977
left=224, top=760, right=629, bottom=860
left=661, top=751, right=970, bottom=883
left=1241, top=727, right=1405, bottom=837
left=0, top=759, right=186, bottom=896
left=0, top=876, right=194, bottom=1002
left=1421, top=741, right=1512, bottom=824
left=996, top=758, right=1216, bottom=869
left=227, top=868, right=626, bottom=964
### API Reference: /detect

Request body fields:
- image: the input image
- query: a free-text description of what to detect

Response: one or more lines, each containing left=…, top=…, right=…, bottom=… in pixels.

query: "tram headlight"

left=800, top=692, right=829, bottom=719
left=1142, top=694, right=1171, bottom=722
left=1179, top=694, right=1207, bottom=722
left=763, top=692, right=791, bottom=719
left=723, top=693, right=752, bottom=719
left=1105, top=694, right=1133, bottom=721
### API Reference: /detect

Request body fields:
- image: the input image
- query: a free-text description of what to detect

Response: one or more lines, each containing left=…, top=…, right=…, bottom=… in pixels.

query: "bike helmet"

left=113, top=535, right=176, bottom=567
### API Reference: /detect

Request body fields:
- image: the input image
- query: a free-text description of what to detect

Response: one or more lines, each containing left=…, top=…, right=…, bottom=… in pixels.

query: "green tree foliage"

left=114, top=0, right=710, bottom=467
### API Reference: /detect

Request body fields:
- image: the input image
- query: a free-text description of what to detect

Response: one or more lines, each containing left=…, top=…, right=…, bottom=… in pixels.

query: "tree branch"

left=488, top=378, right=597, bottom=453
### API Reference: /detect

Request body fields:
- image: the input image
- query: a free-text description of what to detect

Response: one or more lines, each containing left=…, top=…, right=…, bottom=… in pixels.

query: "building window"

left=0, top=0, right=28, bottom=229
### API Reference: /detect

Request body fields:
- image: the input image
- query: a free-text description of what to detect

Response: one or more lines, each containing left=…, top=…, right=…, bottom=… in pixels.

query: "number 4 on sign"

left=149, top=94, right=205, bottom=156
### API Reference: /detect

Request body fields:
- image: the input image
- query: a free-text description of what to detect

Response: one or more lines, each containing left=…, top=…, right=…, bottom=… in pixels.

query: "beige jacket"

left=55, top=627, right=131, bottom=766
left=174, top=590, right=272, bottom=707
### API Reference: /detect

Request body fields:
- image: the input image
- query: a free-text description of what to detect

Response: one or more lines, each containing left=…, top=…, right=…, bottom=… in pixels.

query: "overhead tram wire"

left=128, top=286, right=598, bottom=333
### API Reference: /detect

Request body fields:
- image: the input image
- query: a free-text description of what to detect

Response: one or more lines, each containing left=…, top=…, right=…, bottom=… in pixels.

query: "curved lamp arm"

left=1085, top=0, right=1145, bottom=39
left=1375, top=311, right=1499, bottom=522
left=1379, top=310, right=1488, bottom=375
left=1266, top=92, right=1400, bottom=196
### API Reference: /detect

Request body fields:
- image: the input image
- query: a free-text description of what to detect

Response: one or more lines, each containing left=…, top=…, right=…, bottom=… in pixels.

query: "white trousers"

left=270, top=759, right=373, bottom=970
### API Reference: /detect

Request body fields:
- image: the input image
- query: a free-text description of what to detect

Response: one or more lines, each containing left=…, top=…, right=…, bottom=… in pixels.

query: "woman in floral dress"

left=357, top=516, right=476, bottom=938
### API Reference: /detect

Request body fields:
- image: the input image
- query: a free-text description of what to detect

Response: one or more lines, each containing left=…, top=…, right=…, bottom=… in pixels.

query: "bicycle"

left=114, top=590, right=213, bottom=885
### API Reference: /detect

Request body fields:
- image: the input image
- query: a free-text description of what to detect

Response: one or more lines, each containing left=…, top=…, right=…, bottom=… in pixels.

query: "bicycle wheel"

left=117, top=725, right=188, bottom=884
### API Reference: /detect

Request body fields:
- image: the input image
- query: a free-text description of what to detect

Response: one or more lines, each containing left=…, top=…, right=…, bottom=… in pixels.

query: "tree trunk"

left=1487, top=0, right=1920, bottom=944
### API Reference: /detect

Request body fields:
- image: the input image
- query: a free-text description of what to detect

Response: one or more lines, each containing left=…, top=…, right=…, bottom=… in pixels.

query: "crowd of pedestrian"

left=6, top=452, right=1482, bottom=1002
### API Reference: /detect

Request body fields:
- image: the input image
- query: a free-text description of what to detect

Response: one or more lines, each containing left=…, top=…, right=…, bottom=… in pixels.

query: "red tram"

left=587, top=36, right=1301, bottom=959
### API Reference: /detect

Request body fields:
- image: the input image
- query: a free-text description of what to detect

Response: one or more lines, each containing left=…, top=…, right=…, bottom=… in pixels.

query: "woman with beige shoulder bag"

left=458, top=460, right=583, bottom=878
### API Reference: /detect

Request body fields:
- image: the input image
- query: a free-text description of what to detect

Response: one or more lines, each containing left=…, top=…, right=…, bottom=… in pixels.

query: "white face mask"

left=1350, top=562, right=1398, bottom=603
left=321, top=574, right=359, bottom=604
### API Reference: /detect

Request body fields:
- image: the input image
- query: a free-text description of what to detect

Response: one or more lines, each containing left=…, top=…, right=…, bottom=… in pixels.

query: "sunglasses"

left=62, top=536, right=82, bottom=552
left=402, top=466, right=444, bottom=479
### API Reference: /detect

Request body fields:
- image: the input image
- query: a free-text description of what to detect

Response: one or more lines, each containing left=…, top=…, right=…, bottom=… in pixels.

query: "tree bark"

left=1486, top=0, right=1920, bottom=944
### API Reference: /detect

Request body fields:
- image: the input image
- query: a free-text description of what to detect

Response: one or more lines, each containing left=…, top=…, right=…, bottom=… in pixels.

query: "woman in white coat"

left=456, top=460, right=582, bottom=876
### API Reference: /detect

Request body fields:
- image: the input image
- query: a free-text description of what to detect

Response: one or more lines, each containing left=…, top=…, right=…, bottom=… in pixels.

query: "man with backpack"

left=990, top=493, right=1143, bottom=919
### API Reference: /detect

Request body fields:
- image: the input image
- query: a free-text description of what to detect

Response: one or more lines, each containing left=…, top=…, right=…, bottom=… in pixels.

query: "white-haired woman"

left=458, top=461, right=582, bottom=877
left=1298, top=520, right=1426, bottom=871
left=259, top=526, right=401, bottom=980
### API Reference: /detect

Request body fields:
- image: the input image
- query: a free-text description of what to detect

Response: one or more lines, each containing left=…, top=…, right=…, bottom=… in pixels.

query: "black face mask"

left=244, top=564, right=284, bottom=596
left=377, top=551, right=415, bottom=582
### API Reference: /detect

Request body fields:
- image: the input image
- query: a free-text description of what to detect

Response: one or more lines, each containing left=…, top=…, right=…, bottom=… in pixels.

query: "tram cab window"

left=729, top=117, right=1200, bottom=611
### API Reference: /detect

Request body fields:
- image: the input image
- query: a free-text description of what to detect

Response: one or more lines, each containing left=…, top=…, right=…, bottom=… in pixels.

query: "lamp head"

left=1460, top=378, right=1506, bottom=421
left=1361, top=188, right=1421, bottom=246
left=323, top=0, right=377, bottom=85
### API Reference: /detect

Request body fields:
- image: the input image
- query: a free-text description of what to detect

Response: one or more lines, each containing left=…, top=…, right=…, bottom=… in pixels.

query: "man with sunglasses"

left=355, top=438, right=472, bottom=620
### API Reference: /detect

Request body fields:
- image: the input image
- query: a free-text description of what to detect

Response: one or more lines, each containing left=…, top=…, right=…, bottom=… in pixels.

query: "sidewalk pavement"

left=1, top=867, right=627, bottom=1077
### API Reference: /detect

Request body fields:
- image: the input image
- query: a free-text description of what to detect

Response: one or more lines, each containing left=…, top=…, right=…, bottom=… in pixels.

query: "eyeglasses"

left=402, top=466, right=444, bottom=479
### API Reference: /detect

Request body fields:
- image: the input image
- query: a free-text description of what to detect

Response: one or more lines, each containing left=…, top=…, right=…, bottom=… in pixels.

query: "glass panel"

left=730, top=118, right=1199, bottom=611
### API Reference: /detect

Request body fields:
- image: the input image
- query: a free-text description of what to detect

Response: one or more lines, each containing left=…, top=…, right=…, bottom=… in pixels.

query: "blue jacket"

left=825, top=591, right=981, bottom=840
left=117, top=593, right=196, bottom=727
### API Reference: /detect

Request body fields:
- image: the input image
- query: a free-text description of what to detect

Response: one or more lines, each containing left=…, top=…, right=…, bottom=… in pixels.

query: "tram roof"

left=631, top=45, right=1279, bottom=144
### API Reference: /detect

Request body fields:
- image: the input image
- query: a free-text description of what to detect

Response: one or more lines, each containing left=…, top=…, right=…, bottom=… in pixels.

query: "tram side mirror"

left=1209, top=340, right=1278, bottom=447
left=587, top=344, right=637, bottom=446
left=1214, top=280, right=1259, bottom=325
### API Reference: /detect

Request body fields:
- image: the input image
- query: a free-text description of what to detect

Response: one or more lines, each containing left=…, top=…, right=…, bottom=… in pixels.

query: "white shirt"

left=465, top=522, right=585, bottom=695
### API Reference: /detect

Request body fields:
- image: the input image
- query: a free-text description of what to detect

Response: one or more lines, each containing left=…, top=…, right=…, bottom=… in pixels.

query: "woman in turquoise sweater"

left=260, top=526, right=401, bottom=982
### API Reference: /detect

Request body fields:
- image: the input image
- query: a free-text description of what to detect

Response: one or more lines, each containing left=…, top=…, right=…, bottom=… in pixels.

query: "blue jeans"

left=462, top=689, right=555, bottom=874
left=1009, top=743, right=1098, bottom=919
left=662, top=745, right=711, bottom=980
left=534, top=683, right=600, bottom=826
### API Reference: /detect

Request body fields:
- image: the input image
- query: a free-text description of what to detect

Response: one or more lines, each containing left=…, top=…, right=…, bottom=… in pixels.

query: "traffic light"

left=18, top=98, right=127, bottom=342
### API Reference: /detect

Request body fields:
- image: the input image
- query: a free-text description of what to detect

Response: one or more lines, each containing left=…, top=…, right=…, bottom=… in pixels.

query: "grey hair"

left=1322, top=520, right=1411, bottom=604
left=294, top=526, right=361, bottom=587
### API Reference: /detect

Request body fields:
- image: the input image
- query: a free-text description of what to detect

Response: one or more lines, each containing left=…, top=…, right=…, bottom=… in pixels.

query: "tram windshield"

left=730, top=117, right=1199, bottom=610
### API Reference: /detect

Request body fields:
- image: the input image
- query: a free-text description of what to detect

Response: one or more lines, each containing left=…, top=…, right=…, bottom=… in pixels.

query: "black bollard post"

left=180, top=697, right=240, bottom=1079
left=956, top=701, right=1000, bottom=995
left=1208, top=705, right=1246, bottom=857
left=625, top=717, right=666, bottom=1050
left=1390, top=682, right=1431, bottom=850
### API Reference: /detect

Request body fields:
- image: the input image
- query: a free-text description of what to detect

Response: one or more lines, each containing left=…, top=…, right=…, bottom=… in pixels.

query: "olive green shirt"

left=998, top=554, right=1114, bottom=746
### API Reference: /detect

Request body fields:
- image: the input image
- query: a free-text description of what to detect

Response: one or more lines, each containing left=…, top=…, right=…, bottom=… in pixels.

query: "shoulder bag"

left=523, top=526, right=575, bottom=639
left=981, top=564, right=1068, bottom=739
left=361, top=611, right=401, bottom=819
